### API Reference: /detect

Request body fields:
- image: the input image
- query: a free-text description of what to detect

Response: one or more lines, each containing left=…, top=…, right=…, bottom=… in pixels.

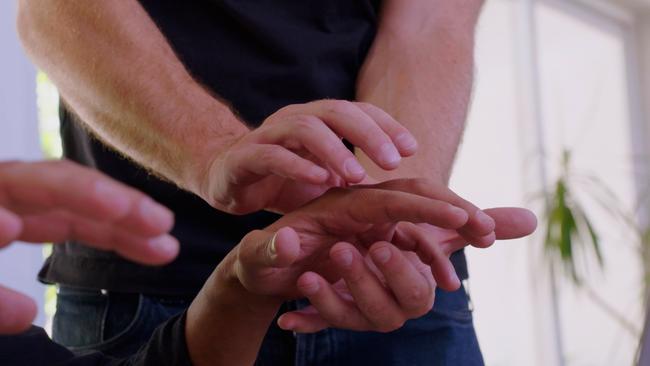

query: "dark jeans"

left=53, top=285, right=484, bottom=365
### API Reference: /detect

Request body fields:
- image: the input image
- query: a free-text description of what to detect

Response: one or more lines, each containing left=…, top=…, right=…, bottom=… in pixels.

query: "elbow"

left=16, top=0, right=48, bottom=56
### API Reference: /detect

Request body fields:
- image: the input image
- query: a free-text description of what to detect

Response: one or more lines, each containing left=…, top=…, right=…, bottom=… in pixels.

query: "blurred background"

left=2, top=0, right=650, bottom=365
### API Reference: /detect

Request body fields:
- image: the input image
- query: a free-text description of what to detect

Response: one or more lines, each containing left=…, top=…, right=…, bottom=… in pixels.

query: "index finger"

left=366, top=179, right=496, bottom=239
left=328, top=188, right=469, bottom=230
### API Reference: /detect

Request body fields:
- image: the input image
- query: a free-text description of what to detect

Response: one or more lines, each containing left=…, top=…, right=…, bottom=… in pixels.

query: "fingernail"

left=278, top=317, right=294, bottom=331
left=395, top=133, right=418, bottom=153
left=268, top=233, right=277, bottom=256
left=310, top=166, right=329, bottom=181
left=344, top=158, right=365, bottom=179
left=332, top=248, right=353, bottom=267
left=300, top=279, right=320, bottom=295
left=372, top=246, right=392, bottom=264
left=475, top=210, right=495, bottom=230
left=380, top=143, right=401, bottom=167
left=140, top=198, right=174, bottom=230
left=148, top=235, right=179, bottom=257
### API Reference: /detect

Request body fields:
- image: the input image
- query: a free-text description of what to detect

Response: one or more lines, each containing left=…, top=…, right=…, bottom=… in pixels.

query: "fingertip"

left=138, top=198, right=175, bottom=234
left=329, top=242, right=356, bottom=268
left=273, top=227, right=301, bottom=267
left=395, top=133, right=418, bottom=156
left=277, top=313, right=294, bottom=331
left=297, top=272, right=321, bottom=296
left=277, top=310, right=328, bottom=333
left=484, top=207, right=538, bottom=239
left=515, top=209, right=538, bottom=235
left=436, top=267, right=461, bottom=292
left=369, top=241, right=394, bottom=265
left=145, top=234, right=180, bottom=264
left=343, top=158, right=366, bottom=183
left=379, top=142, right=401, bottom=170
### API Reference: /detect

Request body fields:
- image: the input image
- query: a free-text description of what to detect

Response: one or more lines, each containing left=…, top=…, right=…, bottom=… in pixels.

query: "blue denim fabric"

left=53, top=285, right=483, bottom=365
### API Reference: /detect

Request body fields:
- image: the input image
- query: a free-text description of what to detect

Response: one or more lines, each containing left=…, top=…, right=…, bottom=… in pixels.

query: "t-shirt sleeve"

left=0, top=312, right=193, bottom=366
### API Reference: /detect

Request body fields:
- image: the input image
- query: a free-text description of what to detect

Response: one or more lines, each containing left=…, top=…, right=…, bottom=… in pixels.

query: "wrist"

left=185, top=255, right=281, bottom=366
left=356, top=150, right=449, bottom=186
left=181, top=100, right=250, bottom=201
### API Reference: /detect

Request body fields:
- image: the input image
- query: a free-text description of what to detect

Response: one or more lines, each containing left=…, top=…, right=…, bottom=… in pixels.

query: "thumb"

left=239, top=227, right=301, bottom=269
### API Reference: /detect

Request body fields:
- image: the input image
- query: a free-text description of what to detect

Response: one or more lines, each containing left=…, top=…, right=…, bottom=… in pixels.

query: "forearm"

left=185, top=263, right=281, bottom=366
left=356, top=0, right=483, bottom=184
left=17, top=0, right=248, bottom=194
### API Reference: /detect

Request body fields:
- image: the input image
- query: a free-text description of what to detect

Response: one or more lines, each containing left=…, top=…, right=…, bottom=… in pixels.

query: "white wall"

left=452, top=1, right=650, bottom=365
left=0, top=1, right=46, bottom=327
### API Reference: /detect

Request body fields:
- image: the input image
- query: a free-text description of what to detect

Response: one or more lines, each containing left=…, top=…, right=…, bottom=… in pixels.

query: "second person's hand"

left=195, top=99, right=418, bottom=214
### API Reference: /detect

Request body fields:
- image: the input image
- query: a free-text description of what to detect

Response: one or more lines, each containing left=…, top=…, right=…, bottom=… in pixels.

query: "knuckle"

left=291, top=115, right=319, bottom=131
left=353, top=101, right=376, bottom=111
left=404, top=286, right=427, bottom=306
left=345, top=269, right=366, bottom=286
left=414, top=288, right=435, bottom=315
left=331, top=311, right=354, bottom=327
left=258, top=145, right=282, bottom=164
left=362, top=302, right=389, bottom=319
left=325, top=100, right=357, bottom=117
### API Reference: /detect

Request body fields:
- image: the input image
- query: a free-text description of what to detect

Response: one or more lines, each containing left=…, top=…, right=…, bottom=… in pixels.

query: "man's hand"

left=0, top=160, right=178, bottom=335
left=198, top=100, right=418, bottom=214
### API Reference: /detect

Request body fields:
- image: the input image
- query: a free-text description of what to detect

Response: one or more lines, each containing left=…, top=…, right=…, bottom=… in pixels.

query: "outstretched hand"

left=278, top=207, right=537, bottom=333
left=215, top=179, right=536, bottom=333
left=0, top=160, right=178, bottom=334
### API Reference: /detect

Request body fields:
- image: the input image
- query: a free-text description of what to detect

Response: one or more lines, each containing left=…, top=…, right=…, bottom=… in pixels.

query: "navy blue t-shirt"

left=39, top=0, right=467, bottom=296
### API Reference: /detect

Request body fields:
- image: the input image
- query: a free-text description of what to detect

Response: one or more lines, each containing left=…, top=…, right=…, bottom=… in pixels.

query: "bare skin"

left=0, top=160, right=177, bottom=335
left=186, top=183, right=536, bottom=366
left=0, top=160, right=537, bottom=366
left=16, top=0, right=486, bottom=214
left=17, top=1, right=417, bottom=215
left=357, top=0, right=485, bottom=184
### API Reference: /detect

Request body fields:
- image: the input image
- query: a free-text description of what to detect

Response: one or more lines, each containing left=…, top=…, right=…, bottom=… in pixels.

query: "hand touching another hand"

left=0, top=160, right=178, bottom=334
left=200, top=180, right=536, bottom=334
left=196, top=100, right=418, bottom=214
left=278, top=207, right=537, bottom=333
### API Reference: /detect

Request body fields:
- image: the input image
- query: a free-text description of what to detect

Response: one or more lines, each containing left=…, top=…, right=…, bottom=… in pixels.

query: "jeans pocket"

left=430, top=285, right=473, bottom=322
left=52, top=287, right=109, bottom=348
left=53, top=287, right=148, bottom=358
